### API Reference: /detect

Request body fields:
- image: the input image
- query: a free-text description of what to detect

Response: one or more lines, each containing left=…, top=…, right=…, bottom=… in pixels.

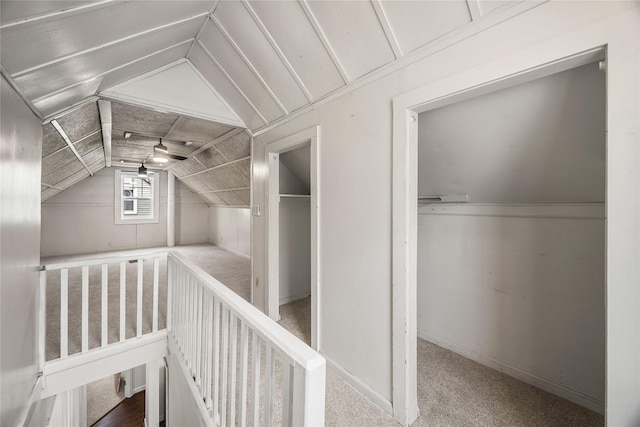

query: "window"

left=115, top=170, right=160, bottom=224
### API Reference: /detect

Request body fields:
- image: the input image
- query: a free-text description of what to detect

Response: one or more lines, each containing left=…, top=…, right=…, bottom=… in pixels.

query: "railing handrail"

left=168, top=251, right=322, bottom=370
left=42, top=251, right=168, bottom=270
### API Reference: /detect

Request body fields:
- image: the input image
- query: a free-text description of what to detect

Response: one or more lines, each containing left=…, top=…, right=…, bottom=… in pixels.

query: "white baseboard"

left=323, top=354, right=394, bottom=417
left=417, top=329, right=604, bottom=415
left=210, top=242, right=250, bottom=260
left=279, top=291, right=310, bottom=305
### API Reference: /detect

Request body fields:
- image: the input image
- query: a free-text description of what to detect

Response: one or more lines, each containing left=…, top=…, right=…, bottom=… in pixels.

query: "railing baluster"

left=167, top=256, right=173, bottom=330
left=119, top=261, right=126, bottom=342
left=196, top=284, right=203, bottom=389
left=212, top=297, right=221, bottom=421
left=101, top=264, right=108, bottom=347
left=239, top=322, right=249, bottom=427
left=229, top=312, right=238, bottom=427
left=282, top=363, right=294, bottom=426
left=221, top=307, right=229, bottom=425
left=264, top=344, right=274, bottom=427
left=137, top=260, right=143, bottom=338
left=82, top=266, right=89, bottom=353
left=39, top=270, right=46, bottom=369
left=250, top=332, right=261, bottom=427
left=205, top=292, right=214, bottom=409
left=60, top=269, right=68, bottom=359
left=152, top=257, right=159, bottom=333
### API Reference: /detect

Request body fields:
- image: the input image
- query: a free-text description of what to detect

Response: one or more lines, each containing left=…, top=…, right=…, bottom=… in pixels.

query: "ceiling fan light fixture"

left=153, top=139, right=169, bottom=163
left=137, top=163, right=148, bottom=178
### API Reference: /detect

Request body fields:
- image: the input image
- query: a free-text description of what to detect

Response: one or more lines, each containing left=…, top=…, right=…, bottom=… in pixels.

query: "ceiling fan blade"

left=167, top=153, right=188, bottom=161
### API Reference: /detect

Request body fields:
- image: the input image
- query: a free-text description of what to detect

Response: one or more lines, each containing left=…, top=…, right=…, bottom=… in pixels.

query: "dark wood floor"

left=92, top=391, right=145, bottom=427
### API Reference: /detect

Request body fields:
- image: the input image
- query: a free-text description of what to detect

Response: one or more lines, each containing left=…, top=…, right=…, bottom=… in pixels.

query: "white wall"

left=251, top=2, right=640, bottom=421
left=417, top=205, right=605, bottom=411
left=279, top=199, right=311, bottom=304
left=1, top=76, right=42, bottom=426
left=41, top=168, right=210, bottom=257
left=209, top=207, right=250, bottom=258
left=166, top=352, right=207, bottom=427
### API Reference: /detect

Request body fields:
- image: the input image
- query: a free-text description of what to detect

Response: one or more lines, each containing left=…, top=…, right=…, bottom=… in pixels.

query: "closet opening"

left=265, top=127, right=320, bottom=350
left=391, top=47, right=609, bottom=425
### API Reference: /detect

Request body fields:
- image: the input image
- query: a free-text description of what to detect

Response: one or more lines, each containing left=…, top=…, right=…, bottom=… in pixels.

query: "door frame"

left=265, top=126, right=320, bottom=349
left=391, top=47, right=606, bottom=425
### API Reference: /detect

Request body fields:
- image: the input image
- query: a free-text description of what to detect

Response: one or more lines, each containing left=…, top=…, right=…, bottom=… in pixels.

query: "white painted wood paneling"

left=198, top=20, right=283, bottom=123
left=208, top=207, right=251, bottom=258
left=0, top=1, right=98, bottom=26
left=0, top=1, right=209, bottom=74
left=101, top=61, right=243, bottom=126
left=248, top=1, right=345, bottom=99
left=188, top=44, right=265, bottom=131
left=418, top=62, right=605, bottom=204
left=98, top=42, right=191, bottom=92
left=380, top=0, right=472, bottom=54
left=279, top=199, right=311, bottom=305
left=253, top=3, right=639, bottom=423
left=16, top=18, right=201, bottom=100
left=478, top=0, right=511, bottom=16
left=305, top=1, right=395, bottom=80
left=34, top=83, right=101, bottom=118
left=417, top=207, right=605, bottom=411
left=215, top=1, right=308, bottom=113
left=0, top=75, right=43, bottom=427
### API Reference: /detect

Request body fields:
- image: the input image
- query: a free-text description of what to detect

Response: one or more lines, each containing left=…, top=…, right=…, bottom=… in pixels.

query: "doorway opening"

left=265, top=126, right=320, bottom=350
left=391, top=47, right=607, bottom=425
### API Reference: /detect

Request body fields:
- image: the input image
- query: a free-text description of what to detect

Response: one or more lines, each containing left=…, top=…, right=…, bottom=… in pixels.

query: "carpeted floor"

left=42, top=243, right=603, bottom=427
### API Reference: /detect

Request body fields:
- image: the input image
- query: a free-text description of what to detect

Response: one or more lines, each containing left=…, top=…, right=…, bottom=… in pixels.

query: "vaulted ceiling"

left=1, top=0, right=528, bottom=206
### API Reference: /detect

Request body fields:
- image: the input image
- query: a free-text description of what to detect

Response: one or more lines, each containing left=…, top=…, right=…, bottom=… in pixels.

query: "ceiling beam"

left=210, top=14, right=288, bottom=114
left=51, top=120, right=94, bottom=177
left=41, top=183, right=65, bottom=191
left=183, top=127, right=245, bottom=159
left=371, top=0, right=403, bottom=59
left=97, top=100, right=112, bottom=167
left=241, top=0, right=313, bottom=102
left=178, top=155, right=250, bottom=180
left=195, top=41, right=269, bottom=125
left=298, top=0, right=350, bottom=84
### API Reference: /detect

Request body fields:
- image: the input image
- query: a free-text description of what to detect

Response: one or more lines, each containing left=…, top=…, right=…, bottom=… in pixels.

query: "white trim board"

left=264, top=126, right=320, bottom=350
left=417, top=330, right=604, bottom=414
left=279, top=291, right=311, bottom=306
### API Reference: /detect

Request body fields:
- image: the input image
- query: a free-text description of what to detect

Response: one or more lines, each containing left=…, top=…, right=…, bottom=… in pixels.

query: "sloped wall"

left=41, top=168, right=209, bottom=257
left=1, top=76, right=42, bottom=426
left=209, top=207, right=250, bottom=258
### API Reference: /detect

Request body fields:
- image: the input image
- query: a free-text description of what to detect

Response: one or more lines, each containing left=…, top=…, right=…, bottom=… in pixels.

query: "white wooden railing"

left=40, top=251, right=167, bottom=367
left=168, top=252, right=326, bottom=426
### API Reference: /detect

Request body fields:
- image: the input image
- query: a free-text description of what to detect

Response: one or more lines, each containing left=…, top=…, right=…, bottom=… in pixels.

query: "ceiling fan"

left=123, top=131, right=188, bottom=162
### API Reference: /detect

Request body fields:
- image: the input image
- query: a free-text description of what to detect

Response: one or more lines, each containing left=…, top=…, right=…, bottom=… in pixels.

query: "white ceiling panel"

left=214, top=1, right=307, bottom=112
left=98, top=42, right=191, bottom=92
left=248, top=0, right=345, bottom=99
left=0, top=1, right=211, bottom=74
left=34, top=82, right=100, bottom=118
left=0, top=1, right=99, bottom=25
left=380, top=0, right=472, bottom=54
left=306, top=1, right=395, bottom=80
left=188, top=44, right=265, bottom=131
left=198, top=20, right=283, bottom=122
left=15, top=19, right=201, bottom=100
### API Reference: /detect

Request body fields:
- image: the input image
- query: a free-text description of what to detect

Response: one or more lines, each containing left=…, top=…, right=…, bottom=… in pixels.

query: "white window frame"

left=115, top=169, right=160, bottom=224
